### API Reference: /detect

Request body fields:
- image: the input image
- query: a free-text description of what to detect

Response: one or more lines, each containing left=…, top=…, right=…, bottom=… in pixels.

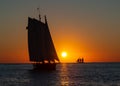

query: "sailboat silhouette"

left=26, top=14, right=59, bottom=70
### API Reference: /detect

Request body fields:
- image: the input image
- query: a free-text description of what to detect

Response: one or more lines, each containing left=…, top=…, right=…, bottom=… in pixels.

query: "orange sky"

left=0, top=0, right=120, bottom=63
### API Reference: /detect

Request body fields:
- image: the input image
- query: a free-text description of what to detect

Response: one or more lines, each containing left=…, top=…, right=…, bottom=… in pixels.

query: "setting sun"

left=61, top=52, right=67, bottom=58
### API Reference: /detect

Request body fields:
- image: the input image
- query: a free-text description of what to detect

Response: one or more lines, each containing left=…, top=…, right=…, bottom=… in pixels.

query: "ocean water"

left=0, top=63, right=120, bottom=86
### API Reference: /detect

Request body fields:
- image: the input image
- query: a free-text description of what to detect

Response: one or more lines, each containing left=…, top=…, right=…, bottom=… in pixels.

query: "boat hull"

left=33, top=63, right=56, bottom=70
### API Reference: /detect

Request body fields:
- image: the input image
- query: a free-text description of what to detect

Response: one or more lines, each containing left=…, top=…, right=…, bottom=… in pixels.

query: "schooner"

left=26, top=14, right=59, bottom=70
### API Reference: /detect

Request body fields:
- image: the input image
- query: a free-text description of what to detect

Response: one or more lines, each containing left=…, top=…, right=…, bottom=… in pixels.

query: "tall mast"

left=37, top=8, right=41, bottom=21
left=44, top=15, right=48, bottom=25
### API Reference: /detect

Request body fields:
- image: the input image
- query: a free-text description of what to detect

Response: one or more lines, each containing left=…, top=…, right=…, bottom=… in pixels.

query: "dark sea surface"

left=0, top=63, right=120, bottom=86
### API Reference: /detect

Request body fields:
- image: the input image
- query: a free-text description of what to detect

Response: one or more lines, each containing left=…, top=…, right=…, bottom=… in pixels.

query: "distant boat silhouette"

left=26, top=14, right=59, bottom=70
left=77, top=57, right=84, bottom=63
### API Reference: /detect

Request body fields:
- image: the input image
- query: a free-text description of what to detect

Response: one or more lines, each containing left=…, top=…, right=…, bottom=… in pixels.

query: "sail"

left=43, top=16, right=59, bottom=61
left=26, top=17, right=59, bottom=62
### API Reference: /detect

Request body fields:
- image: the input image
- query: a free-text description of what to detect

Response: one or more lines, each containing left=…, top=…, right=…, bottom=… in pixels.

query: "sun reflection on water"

left=59, top=64, right=70, bottom=86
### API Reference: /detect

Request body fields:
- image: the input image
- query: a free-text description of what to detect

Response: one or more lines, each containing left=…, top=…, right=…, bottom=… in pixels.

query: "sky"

left=0, top=0, right=120, bottom=63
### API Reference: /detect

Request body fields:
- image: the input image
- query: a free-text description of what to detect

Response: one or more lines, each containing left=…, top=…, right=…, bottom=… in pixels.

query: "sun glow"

left=61, top=52, right=67, bottom=58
